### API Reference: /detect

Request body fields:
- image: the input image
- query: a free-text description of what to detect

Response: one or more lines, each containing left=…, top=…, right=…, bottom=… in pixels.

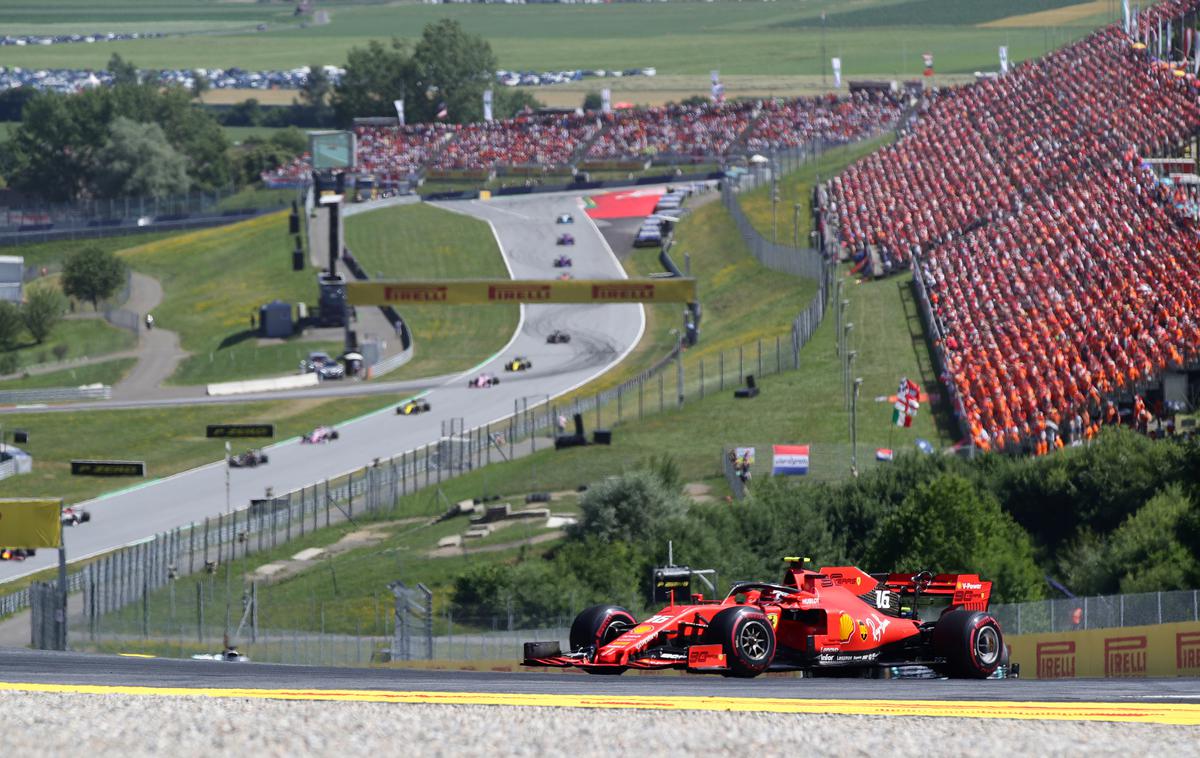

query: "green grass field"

left=343, top=203, right=519, bottom=379
left=120, top=212, right=342, bottom=386
left=0, top=394, right=395, bottom=504
left=0, top=1, right=1114, bottom=78
left=0, top=357, right=135, bottom=390
left=2, top=318, right=136, bottom=372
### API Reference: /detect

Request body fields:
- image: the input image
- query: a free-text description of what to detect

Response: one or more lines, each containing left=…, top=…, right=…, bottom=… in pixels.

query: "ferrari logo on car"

left=766, top=613, right=779, bottom=630
left=859, top=621, right=869, bottom=642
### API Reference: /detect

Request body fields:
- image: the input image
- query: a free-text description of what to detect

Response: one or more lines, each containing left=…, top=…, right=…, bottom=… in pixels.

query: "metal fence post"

left=325, top=479, right=332, bottom=527
left=738, top=345, right=744, bottom=382
left=658, top=374, right=664, bottom=412
left=638, top=380, right=644, bottom=420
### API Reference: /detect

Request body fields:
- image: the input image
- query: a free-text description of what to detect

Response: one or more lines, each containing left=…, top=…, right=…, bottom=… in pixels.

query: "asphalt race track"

left=0, top=193, right=644, bottom=581
left=1, top=648, right=1199, bottom=726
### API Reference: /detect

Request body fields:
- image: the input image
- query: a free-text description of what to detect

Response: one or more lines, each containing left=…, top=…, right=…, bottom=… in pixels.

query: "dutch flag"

left=772, top=444, right=809, bottom=476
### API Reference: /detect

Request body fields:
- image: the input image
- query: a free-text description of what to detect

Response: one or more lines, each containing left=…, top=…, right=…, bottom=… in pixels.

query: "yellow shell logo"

left=632, top=624, right=654, bottom=635
left=839, top=613, right=854, bottom=642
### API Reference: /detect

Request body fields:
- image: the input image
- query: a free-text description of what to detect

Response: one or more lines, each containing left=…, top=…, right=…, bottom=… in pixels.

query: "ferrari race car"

left=228, top=449, right=269, bottom=468
left=397, top=398, right=431, bottom=415
left=524, top=559, right=1010, bottom=679
left=553, top=254, right=573, bottom=268
left=547, top=330, right=571, bottom=344
left=300, top=426, right=340, bottom=444
left=468, top=373, right=500, bottom=388
left=557, top=233, right=575, bottom=246
left=0, top=548, right=35, bottom=561
left=61, top=506, right=91, bottom=526
left=556, top=214, right=574, bottom=224
left=504, top=356, right=533, bottom=372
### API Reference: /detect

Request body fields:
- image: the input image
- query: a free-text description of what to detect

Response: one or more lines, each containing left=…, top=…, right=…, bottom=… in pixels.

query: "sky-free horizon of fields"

left=0, top=0, right=1119, bottom=83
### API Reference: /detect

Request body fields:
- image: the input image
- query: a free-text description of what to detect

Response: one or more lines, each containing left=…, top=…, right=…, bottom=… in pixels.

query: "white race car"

left=61, top=506, right=91, bottom=526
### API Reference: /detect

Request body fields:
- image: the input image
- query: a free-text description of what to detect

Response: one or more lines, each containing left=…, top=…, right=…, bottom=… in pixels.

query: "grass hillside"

left=344, top=203, right=519, bottom=378
left=122, top=211, right=342, bottom=385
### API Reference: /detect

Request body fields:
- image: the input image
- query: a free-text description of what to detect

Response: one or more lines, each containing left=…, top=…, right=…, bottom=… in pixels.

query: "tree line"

left=450, top=429, right=1200, bottom=627
left=0, top=19, right=538, bottom=203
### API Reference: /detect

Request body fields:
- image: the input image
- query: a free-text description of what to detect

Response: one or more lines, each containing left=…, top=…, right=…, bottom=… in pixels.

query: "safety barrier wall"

left=1009, top=620, right=1200, bottom=679
left=0, top=386, right=112, bottom=404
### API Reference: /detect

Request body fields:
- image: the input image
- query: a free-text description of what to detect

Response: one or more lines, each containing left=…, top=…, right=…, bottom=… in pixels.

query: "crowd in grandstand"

left=264, top=91, right=904, bottom=184
left=828, top=1, right=1200, bottom=453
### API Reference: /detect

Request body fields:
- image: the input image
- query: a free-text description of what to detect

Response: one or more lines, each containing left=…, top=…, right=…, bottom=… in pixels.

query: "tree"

left=582, top=91, right=603, bottom=112
left=107, top=53, right=139, bottom=86
left=301, top=64, right=332, bottom=108
left=61, top=246, right=128, bottom=311
left=865, top=473, right=1042, bottom=602
left=21, top=287, right=67, bottom=344
left=495, top=88, right=543, bottom=120
left=191, top=71, right=210, bottom=99
left=411, top=20, right=497, bottom=124
left=2, top=83, right=229, bottom=200
left=569, top=469, right=689, bottom=546
left=0, top=301, right=22, bottom=351
left=95, top=118, right=191, bottom=199
left=333, top=39, right=416, bottom=125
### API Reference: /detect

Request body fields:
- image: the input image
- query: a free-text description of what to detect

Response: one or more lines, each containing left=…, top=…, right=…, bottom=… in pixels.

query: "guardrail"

left=0, top=386, right=112, bottom=404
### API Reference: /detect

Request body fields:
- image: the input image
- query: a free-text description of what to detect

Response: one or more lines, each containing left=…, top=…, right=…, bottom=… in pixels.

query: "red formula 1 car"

left=524, top=559, right=1009, bottom=679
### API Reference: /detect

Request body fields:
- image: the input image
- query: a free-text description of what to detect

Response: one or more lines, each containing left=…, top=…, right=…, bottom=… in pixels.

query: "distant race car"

left=553, top=254, right=573, bottom=268
left=524, top=559, right=1012, bottom=679
left=0, top=548, right=35, bottom=561
left=504, top=356, right=533, bottom=372
left=301, top=351, right=345, bottom=380
left=191, top=649, right=250, bottom=663
left=468, top=373, right=501, bottom=388
left=228, top=449, right=269, bottom=468
left=557, top=233, right=575, bottom=246
left=61, top=507, right=91, bottom=526
left=547, top=330, right=571, bottom=344
left=397, top=398, right=432, bottom=415
left=556, top=214, right=574, bottom=224
left=300, top=426, right=340, bottom=444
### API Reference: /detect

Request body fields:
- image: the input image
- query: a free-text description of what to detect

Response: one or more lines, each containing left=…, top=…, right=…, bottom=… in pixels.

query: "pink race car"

left=468, top=373, right=501, bottom=388
left=301, top=426, right=340, bottom=444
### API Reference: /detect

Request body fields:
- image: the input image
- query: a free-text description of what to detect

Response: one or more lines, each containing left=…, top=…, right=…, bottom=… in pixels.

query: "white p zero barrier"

left=206, top=372, right=320, bottom=397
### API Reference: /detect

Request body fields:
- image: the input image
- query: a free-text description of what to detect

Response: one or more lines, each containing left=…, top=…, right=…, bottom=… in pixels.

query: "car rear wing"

left=878, top=573, right=992, bottom=611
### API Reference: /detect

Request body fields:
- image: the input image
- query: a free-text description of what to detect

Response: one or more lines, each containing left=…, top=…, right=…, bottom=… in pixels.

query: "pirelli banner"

left=346, top=279, right=698, bottom=306
left=1009, top=620, right=1200, bottom=679
left=0, top=498, right=63, bottom=549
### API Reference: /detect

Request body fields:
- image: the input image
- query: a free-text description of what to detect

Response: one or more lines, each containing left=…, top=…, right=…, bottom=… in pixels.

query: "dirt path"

left=111, top=273, right=189, bottom=400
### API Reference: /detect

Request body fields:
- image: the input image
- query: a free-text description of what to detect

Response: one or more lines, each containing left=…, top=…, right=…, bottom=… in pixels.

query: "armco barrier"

left=1008, top=620, right=1200, bottom=679
left=0, top=386, right=112, bottom=404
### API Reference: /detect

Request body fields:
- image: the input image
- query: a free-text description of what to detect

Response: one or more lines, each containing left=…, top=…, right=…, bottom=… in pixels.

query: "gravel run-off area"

left=3, top=691, right=1200, bottom=757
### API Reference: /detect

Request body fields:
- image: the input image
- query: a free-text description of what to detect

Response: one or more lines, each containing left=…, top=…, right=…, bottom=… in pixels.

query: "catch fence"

left=991, top=589, right=1200, bottom=636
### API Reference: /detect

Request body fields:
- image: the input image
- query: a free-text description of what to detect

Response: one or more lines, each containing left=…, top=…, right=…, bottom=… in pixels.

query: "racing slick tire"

left=79, top=511, right=91, bottom=523
left=705, top=606, right=776, bottom=677
left=932, top=609, right=1004, bottom=678
left=330, top=431, right=340, bottom=440
left=569, top=605, right=635, bottom=670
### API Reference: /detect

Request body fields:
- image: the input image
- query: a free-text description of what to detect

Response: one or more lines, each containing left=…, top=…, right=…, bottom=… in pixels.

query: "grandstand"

left=827, top=0, right=1200, bottom=455
left=260, top=92, right=904, bottom=188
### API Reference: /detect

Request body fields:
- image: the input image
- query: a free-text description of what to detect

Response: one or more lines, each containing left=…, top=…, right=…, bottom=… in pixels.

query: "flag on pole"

left=601, top=88, right=611, bottom=115
left=1123, top=0, right=1131, bottom=36
left=831, top=57, right=842, bottom=89
left=771, top=445, right=809, bottom=476
left=483, top=89, right=493, bottom=123
left=436, top=101, right=448, bottom=120
left=1168, top=20, right=1174, bottom=58
left=393, top=99, right=405, bottom=125
left=891, top=377, right=921, bottom=427
left=999, top=46, right=1009, bottom=74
